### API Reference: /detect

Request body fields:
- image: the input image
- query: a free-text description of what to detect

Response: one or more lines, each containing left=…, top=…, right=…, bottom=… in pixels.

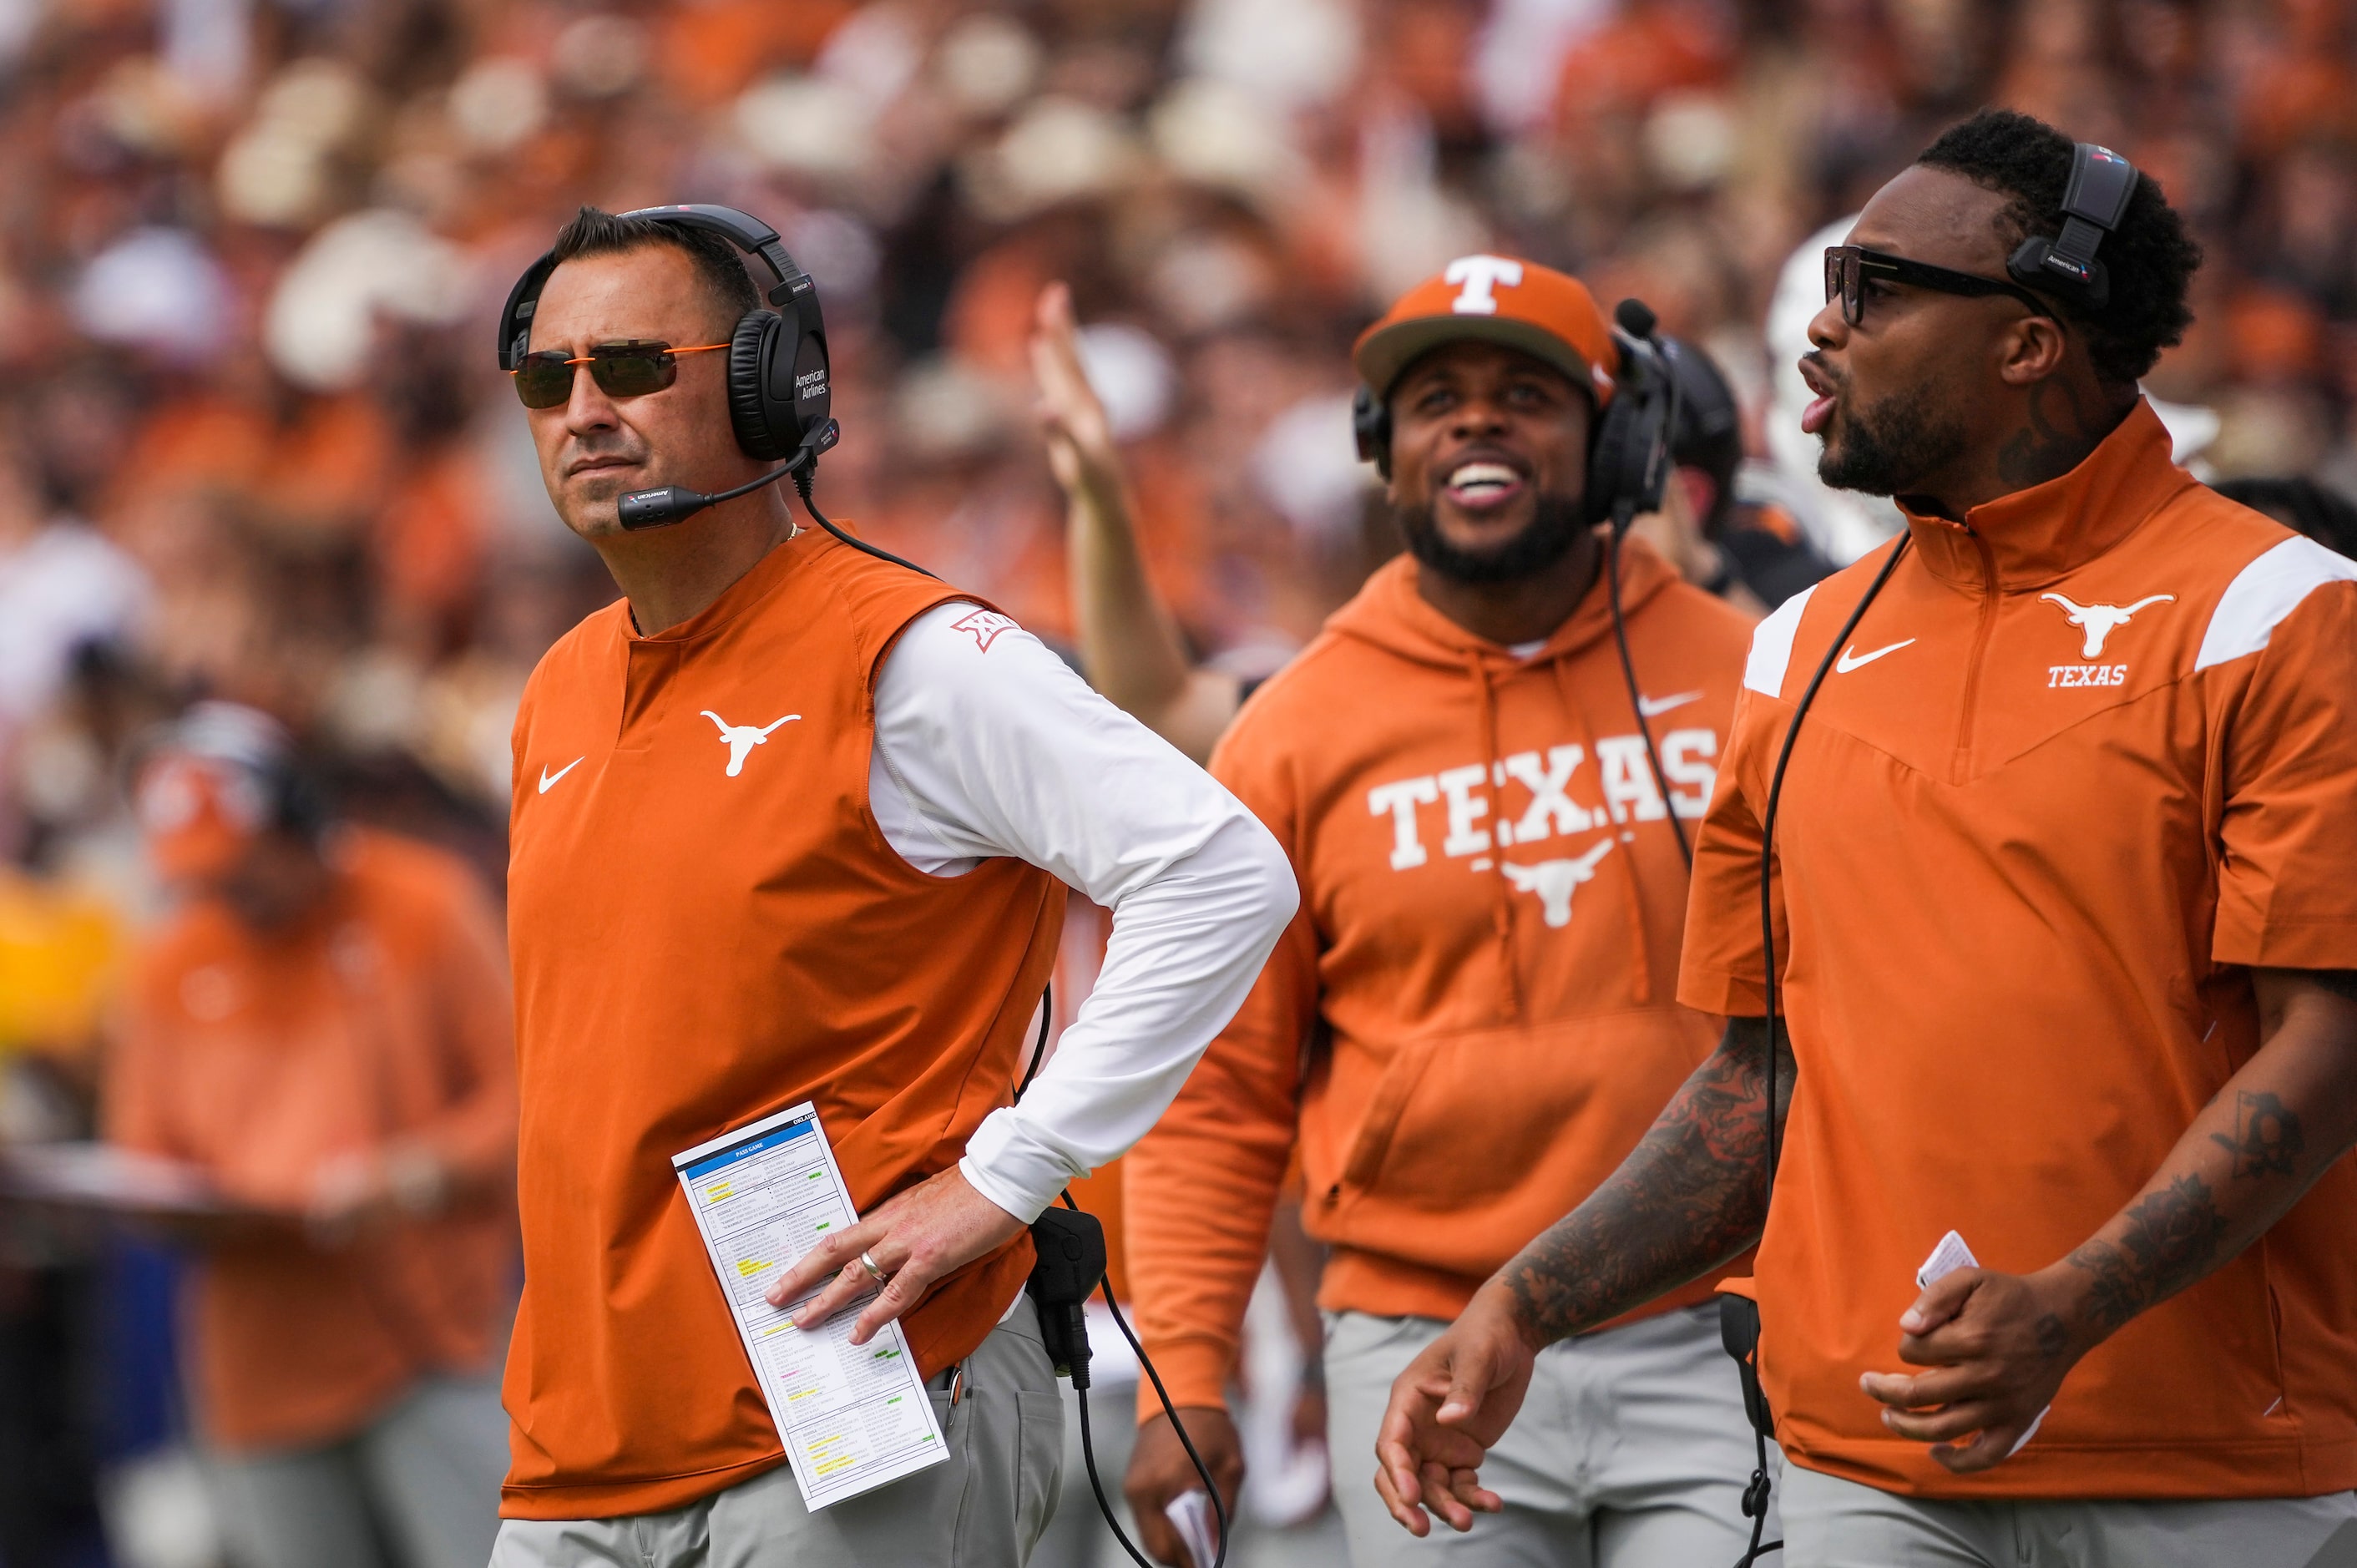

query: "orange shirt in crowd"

left=107, top=829, right=518, bottom=1452
left=1126, top=536, right=1757, bottom=1414
left=502, top=532, right=1063, bottom=1520
left=1682, top=401, right=2357, bottom=1500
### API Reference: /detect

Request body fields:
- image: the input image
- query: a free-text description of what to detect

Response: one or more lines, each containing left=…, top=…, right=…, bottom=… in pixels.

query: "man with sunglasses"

left=487, top=207, right=1296, bottom=1568
left=1375, top=109, right=2357, bottom=1567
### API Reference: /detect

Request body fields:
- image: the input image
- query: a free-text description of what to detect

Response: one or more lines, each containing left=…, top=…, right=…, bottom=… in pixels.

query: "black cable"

left=1731, top=534, right=1909, bottom=1568
left=1016, top=983, right=1052, bottom=1099
left=1733, top=1419, right=1781, bottom=1568
left=1075, top=1388, right=1157, bottom=1568
left=794, top=467, right=936, bottom=579
left=1757, top=536, right=1908, bottom=1213
left=1059, top=1191, right=1230, bottom=1568
left=1013, top=1019, right=1225, bottom=1565
left=1606, top=519, right=1693, bottom=868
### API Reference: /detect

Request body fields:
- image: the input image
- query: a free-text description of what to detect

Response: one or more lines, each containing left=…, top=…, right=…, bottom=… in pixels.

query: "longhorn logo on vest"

left=1501, top=839, right=1615, bottom=928
left=1445, top=255, right=1525, bottom=315
left=701, top=711, right=801, bottom=776
left=2040, top=591, right=2174, bottom=658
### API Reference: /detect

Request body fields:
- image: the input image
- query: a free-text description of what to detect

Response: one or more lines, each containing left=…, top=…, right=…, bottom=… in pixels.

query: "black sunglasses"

left=510, top=340, right=729, bottom=410
left=1823, top=245, right=2058, bottom=327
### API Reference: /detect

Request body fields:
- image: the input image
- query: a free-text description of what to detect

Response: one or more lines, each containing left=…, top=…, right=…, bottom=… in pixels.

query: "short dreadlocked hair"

left=548, top=205, right=758, bottom=336
left=1915, top=109, right=2201, bottom=387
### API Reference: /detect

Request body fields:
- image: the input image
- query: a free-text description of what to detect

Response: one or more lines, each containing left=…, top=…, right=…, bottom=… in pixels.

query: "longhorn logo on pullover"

left=702, top=711, right=801, bottom=776
left=2040, top=592, right=2175, bottom=659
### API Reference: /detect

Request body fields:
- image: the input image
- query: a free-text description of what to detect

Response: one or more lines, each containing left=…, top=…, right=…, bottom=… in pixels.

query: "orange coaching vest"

left=502, top=531, right=1065, bottom=1520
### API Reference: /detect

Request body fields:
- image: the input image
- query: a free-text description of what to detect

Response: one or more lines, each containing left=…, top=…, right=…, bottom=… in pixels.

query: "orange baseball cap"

left=1353, top=255, right=1620, bottom=406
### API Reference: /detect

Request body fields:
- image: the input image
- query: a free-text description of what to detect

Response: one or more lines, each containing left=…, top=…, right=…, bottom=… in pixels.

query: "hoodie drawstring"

left=1466, top=652, right=1524, bottom=1024
left=1551, top=655, right=1656, bottom=1007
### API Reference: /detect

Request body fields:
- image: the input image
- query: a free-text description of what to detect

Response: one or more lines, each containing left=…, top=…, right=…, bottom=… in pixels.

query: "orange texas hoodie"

left=1126, top=533, right=1761, bottom=1414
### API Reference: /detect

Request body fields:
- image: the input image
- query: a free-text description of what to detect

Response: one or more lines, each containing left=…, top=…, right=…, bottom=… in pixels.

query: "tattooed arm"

left=1372, top=1016, right=1792, bottom=1535
left=1864, top=969, right=2357, bottom=1474
left=1503, top=1014, right=1792, bottom=1339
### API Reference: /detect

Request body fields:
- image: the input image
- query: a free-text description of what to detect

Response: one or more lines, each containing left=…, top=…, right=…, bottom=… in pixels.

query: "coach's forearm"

left=1498, top=1016, right=1790, bottom=1345
left=2046, top=969, right=2357, bottom=1352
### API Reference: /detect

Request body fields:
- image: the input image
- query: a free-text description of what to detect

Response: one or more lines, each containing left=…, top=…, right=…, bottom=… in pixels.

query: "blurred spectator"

left=105, top=704, right=514, bottom=1568
left=1632, top=335, right=1834, bottom=611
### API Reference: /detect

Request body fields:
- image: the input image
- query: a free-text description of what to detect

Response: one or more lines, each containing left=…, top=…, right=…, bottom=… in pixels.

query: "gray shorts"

left=1781, top=1460, right=2357, bottom=1568
left=489, top=1310, right=1065, bottom=1568
left=1323, top=1302, right=1773, bottom=1568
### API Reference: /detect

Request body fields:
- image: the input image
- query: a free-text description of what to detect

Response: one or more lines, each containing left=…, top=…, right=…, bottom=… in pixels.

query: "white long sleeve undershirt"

left=867, top=601, right=1297, bottom=1224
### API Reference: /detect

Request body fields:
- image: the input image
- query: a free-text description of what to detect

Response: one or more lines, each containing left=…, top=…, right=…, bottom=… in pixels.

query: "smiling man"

left=488, top=206, right=1295, bottom=1568
left=1120, top=260, right=1760, bottom=1566
left=1374, top=111, right=2357, bottom=1568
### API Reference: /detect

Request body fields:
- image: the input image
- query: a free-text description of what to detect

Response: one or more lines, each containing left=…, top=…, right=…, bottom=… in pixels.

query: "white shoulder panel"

left=1742, top=583, right=1818, bottom=697
left=2194, top=536, right=2357, bottom=672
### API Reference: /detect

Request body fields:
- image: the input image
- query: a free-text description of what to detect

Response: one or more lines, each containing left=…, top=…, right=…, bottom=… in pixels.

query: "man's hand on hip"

left=1125, top=1407, right=1242, bottom=1568
left=1373, top=1282, right=1535, bottom=1536
left=767, top=1166, right=1024, bottom=1345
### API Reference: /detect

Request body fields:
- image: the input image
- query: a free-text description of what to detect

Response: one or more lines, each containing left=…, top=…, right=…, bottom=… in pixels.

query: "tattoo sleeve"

left=2059, top=968, right=2357, bottom=1343
left=2064, top=1175, right=2232, bottom=1336
left=1500, top=1017, right=1793, bottom=1345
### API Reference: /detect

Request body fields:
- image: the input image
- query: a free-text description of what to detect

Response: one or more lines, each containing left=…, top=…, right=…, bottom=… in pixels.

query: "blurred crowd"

left=8, top=0, right=2357, bottom=1562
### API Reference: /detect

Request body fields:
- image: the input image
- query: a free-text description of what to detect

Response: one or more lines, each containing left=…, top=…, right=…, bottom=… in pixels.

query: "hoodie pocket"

left=1339, top=1039, right=1444, bottom=1191
left=1334, top=1011, right=1707, bottom=1226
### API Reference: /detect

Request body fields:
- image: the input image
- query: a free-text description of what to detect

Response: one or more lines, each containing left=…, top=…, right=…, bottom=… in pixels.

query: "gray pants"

left=1325, top=1302, right=1771, bottom=1567
left=1782, top=1461, right=2357, bottom=1568
left=207, top=1373, right=510, bottom=1568
left=1029, top=1378, right=1141, bottom=1568
left=490, top=1311, right=1065, bottom=1567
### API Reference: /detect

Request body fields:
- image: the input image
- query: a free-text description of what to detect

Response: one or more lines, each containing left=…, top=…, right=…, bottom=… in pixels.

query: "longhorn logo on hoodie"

left=1502, top=840, right=1615, bottom=927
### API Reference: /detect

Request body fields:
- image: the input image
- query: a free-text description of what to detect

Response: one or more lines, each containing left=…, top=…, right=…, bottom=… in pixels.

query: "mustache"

left=564, top=438, right=649, bottom=471
left=1801, top=351, right=1849, bottom=394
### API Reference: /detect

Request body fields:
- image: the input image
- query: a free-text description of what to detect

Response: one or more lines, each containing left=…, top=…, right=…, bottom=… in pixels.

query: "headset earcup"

left=1351, top=385, right=1392, bottom=480
left=1586, top=397, right=1635, bottom=526
left=728, top=310, right=790, bottom=460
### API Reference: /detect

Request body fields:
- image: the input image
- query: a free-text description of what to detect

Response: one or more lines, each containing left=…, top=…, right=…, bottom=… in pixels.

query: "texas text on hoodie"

left=1125, top=532, right=1760, bottom=1413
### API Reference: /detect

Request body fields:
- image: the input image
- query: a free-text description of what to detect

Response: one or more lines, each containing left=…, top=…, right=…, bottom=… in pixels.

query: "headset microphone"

left=616, top=420, right=840, bottom=529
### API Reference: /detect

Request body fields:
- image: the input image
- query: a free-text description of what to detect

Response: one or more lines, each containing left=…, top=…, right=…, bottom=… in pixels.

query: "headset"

left=2005, top=141, right=2138, bottom=310
left=498, top=203, right=844, bottom=532
left=1349, top=300, right=1674, bottom=529
left=1351, top=295, right=1694, bottom=867
left=497, top=202, right=936, bottom=577
left=1721, top=141, right=2142, bottom=1568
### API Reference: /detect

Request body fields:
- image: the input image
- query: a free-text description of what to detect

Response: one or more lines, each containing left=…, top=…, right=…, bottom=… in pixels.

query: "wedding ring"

left=858, top=1249, right=890, bottom=1285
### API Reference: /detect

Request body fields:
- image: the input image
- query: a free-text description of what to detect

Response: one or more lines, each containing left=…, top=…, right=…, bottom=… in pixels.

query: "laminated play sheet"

left=674, top=1103, right=947, bottom=1508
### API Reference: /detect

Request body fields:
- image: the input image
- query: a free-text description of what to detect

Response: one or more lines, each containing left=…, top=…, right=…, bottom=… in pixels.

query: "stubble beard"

left=1816, top=383, right=1970, bottom=498
left=1397, top=492, right=1588, bottom=584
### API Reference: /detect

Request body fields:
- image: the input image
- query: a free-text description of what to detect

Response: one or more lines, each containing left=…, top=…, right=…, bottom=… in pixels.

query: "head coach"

left=1373, top=109, right=2357, bottom=1567
left=483, top=205, right=1295, bottom=1567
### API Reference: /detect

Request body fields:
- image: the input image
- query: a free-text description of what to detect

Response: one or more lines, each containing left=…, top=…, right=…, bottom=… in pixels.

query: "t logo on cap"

left=1445, top=255, right=1525, bottom=316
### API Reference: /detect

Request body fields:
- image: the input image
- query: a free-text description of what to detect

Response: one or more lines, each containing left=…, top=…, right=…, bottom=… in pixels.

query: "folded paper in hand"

left=1914, top=1229, right=2047, bottom=1458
